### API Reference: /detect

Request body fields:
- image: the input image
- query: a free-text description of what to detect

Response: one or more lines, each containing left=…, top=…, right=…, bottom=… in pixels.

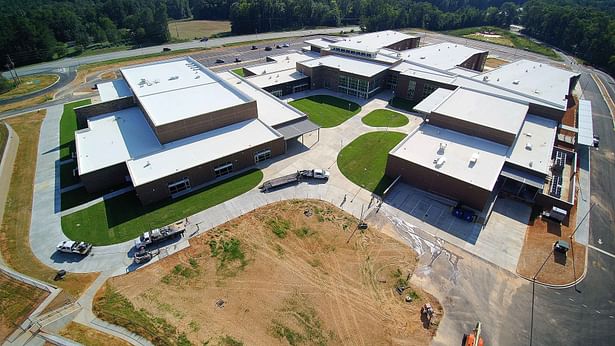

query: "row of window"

left=166, top=149, right=273, bottom=195
left=331, top=47, right=374, bottom=58
left=407, top=81, right=438, bottom=99
left=338, top=75, right=381, bottom=99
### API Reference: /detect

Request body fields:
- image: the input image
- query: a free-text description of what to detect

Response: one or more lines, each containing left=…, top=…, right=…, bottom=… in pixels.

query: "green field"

left=337, top=131, right=406, bottom=195
left=61, top=169, right=263, bottom=245
left=59, top=99, right=91, bottom=161
left=232, top=68, right=245, bottom=77
left=168, top=20, right=231, bottom=40
left=445, top=26, right=560, bottom=60
left=361, top=109, right=409, bottom=127
left=0, top=74, right=59, bottom=100
left=289, top=95, right=361, bottom=128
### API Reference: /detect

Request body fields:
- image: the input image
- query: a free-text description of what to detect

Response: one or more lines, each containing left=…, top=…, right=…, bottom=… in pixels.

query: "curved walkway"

left=29, top=91, right=423, bottom=275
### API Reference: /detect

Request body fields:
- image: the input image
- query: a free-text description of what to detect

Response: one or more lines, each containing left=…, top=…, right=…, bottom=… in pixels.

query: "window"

left=214, top=162, right=233, bottom=177
left=254, top=149, right=271, bottom=163
left=407, top=80, right=417, bottom=99
left=168, top=177, right=191, bottom=195
left=388, top=74, right=398, bottom=89
left=271, top=90, right=283, bottom=97
left=338, top=75, right=371, bottom=99
left=292, top=84, right=309, bottom=93
left=423, top=83, right=438, bottom=98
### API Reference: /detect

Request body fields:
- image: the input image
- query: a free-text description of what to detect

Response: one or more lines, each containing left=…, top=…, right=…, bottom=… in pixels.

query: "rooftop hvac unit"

left=512, top=80, right=520, bottom=85
left=470, top=152, right=479, bottom=164
left=168, top=76, right=179, bottom=81
left=439, top=142, right=447, bottom=151
left=435, top=156, right=446, bottom=167
left=483, top=76, right=489, bottom=81
left=525, top=142, right=533, bottom=150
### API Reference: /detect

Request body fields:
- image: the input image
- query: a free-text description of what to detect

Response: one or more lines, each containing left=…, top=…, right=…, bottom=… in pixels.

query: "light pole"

left=529, top=248, right=554, bottom=346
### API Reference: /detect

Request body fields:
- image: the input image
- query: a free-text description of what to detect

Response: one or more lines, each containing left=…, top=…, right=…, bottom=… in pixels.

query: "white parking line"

left=588, top=244, right=615, bottom=259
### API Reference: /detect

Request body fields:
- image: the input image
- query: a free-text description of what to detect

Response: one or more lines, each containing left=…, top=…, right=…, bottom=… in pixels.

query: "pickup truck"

left=300, top=169, right=330, bottom=180
left=134, top=219, right=186, bottom=249
left=56, top=240, right=92, bottom=255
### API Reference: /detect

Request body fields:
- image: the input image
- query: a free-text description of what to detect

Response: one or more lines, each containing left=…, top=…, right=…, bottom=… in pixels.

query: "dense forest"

left=0, top=0, right=613, bottom=75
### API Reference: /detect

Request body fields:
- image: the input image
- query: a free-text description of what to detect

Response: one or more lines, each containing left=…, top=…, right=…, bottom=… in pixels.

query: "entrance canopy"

left=274, top=118, right=320, bottom=140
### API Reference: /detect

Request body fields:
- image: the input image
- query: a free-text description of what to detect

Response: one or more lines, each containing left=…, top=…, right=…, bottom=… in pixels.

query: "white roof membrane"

left=506, top=114, right=557, bottom=175
left=577, top=100, right=594, bottom=146
left=299, top=55, right=390, bottom=78
left=97, top=80, right=133, bottom=102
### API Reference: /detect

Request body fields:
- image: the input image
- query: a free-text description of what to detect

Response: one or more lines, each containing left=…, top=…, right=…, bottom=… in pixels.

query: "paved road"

left=7, top=26, right=359, bottom=77
left=0, top=68, right=76, bottom=106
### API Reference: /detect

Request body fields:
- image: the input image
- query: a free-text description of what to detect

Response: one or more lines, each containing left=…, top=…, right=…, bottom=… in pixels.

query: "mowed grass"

left=446, top=26, right=560, bottom=60
left=168, top=20, right=231, bottom=40
left=62, top=169, right=264, bottom=245
left=0, top=74, right=59, bottom=100
left=59, top=99, right=91, bottom=161
left=362, top=109, right=409, bottom=127
left=231, top=68, right=245, bottom=77
left=337, top=131, right=406, bottom=195
left=1, top=111, right=98, bottom=298
left=289, top=95, right=361, bottom=128
left=0, top=93, right=53, bottom=113
left=0, top=122, right=8, bottom=159
left=0, top=273, right=49, bottom=340
left=60, top=321, right=131, bottom=346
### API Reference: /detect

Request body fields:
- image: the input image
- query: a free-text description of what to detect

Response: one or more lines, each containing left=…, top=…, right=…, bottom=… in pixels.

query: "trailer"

left=134, top=219, right=187, bottom=249
left=56, top=240, right=92, bottom=255
left=260, top=171, right=302, bottom=191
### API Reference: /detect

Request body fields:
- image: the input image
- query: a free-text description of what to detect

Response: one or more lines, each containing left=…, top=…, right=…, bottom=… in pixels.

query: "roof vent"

left=420, top=56, right=426, bottom=59
left=435, top=156, right=447, bottom=167
left=525, top=132, right=533, bottom=137
left=512, top=80, right=520, bottom=85
left=483, top=76, right=489, bottom=81
left=529, top=160, right=534, bottom=167
left=168, top=76, right=179, bottom=81
left=470, top=152, right=479, bottom=164
left=144, top=161, right=151, bottom=168
left=525, top=142, right=533, bottom=150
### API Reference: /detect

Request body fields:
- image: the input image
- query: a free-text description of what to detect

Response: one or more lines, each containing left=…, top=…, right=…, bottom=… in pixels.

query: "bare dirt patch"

left=99, top=200, right=440, bottom=345
left=485, top=57, right=510, bottom=69
left=517, top=201, right=586, bottom=285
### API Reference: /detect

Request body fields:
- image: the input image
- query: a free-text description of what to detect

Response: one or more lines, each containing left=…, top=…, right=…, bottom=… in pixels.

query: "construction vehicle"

left=463, top=322, right=484, bottom=346
left=56, top=240, right=92, bottom=255
left=134, top=219, right=186, bottom=249
left=134, top=248, right=160, bottom=264
left=421, top=303, right=434, bottom=324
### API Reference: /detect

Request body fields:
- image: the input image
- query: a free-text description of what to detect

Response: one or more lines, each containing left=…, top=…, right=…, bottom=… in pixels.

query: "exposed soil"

left=102, top=200, right=441, bottom=345
left=485, top=57, right=510, bottom=69
left=517, top=200, right=586, bottom=285
left=59, top=321, right=131, bottom=346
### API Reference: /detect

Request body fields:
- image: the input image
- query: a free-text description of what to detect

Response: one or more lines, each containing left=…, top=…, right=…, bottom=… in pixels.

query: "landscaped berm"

left=338, top=131, right=407, bottom=195
left=94, top=200, right=441, bottom=345
left=289, top=95, right=361, bottom=128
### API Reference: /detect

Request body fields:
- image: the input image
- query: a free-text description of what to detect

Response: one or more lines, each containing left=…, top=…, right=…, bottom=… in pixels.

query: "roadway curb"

left=591, top=73, right=615, bottom=129
left=516, top=242, right=589, bottom=289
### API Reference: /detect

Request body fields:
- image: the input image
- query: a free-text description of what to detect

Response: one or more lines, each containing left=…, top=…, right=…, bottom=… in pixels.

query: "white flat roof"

left=391, top=124, right=508, bottom=191
left=432, top=88, right=528, bottom=135
left=400, top=42, right=486, bottom=70
left=126, top=119, right=281, bottom=186
left=218, top=72, right=306, bottom=127
left=305, top=37, right=341, bottom=49
left=506, top=114, right=557, bottom=175
left=330, top=30, right=416, bottom=53
left=247, top=70, right=308, bottom=89
left=577, top=99, right=594, bottom=146
left=413, top=88, right=454, bottom=114
left=139, top=82, right=248, bottom=126
left=98, top=80, right=133, bottom=102
left=244, top=53, right=315, bottom=75
left=299, top=55, right=390, bottom=78
left=120, top=57, right=253, bottom=126
left=475, top=59, right=578, bottom=110
left=75, top=107, right=161, bottom=175
left=448, top=67, right=480, bottom=77
left=393, top=62, right=457, bottom=84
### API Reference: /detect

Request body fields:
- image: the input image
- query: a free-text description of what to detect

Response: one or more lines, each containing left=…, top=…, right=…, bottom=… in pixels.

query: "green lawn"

left=59, top=99, right=91, bottom=161
left=0, top=74, right=59, bottom=100
left=389, top=97, right=419, bottom=112
left=231, top=68, right=245, bottom=77
left=61, top=169, right=263, bottom=245
left=0, top=122, right=7, bottom=161
left=445, top=26, right=560, bottom=60
left=337, top=132, right=406, bottom=195
left=361, top=109, right=409, bottom=128
left=289, top=95, right=361, bottom=128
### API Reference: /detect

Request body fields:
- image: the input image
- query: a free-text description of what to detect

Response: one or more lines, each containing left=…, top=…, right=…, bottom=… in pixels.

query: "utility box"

left=542, top=206, right=567, bottom=223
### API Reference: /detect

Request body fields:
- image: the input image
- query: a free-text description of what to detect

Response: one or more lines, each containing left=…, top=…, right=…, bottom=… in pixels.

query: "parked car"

left=593, top=135, right=600, bottom=148
left=234, top=57, right=242, bottom=62
left=265, top=46, right=272, bottom=51
left=200, top=37, right=209, bottom=42
left=251, top=45, right=258, bottom=50
left=215, top=59, right=225, bottom=63
left=275, top=44, right=282, bottom=49
left=162, top=47, right=171, bottom=52
left=282, top=43, right=290, bottom=47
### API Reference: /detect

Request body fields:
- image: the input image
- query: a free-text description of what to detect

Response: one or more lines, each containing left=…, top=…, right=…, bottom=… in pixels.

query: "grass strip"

left=59, top=99, right=91, bottom=161
left=289, top=95, right=360, bottom=128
